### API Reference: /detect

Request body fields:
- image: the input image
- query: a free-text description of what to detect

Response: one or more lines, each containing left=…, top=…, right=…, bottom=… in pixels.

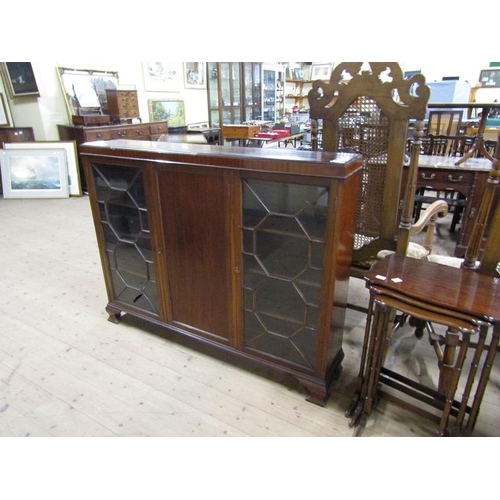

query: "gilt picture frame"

left=1, top=62, right=40, bottom=98
left=0, top=92, right=9, bottom=126
left=57, top=67, right=119, bottom=118
left=4, top=141, right=81, bottom=196
left=148, top=99, right=186, bottom=127
left=0, top=148, right=69, bottom=199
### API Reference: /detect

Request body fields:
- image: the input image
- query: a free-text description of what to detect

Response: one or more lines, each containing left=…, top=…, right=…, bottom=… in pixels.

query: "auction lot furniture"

left=80, top=139, right=362, bottom=405
left=349, top=159, right=500, bottom=436
left=348, top=254, right=500, bottom=436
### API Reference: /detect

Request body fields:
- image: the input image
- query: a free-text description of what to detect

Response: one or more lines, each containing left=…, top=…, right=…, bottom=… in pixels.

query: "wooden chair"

left=347, top=156, right=500, bottom=436
left=427, top=109, right=463, bottom=136
left=308, top=62, right=448, bottom=282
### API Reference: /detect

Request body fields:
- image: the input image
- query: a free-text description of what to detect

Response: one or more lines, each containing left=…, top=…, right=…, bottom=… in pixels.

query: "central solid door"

left=156, top=167, right=235, bottom=343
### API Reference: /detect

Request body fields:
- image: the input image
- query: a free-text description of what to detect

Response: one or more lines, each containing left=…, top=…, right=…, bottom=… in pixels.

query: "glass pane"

left=210, top=109, right=220, bottom=127
left=207, top=62, right=219, bottom=108
left=91, top=163, right=160, bottom=316
left=222, top=108, right=231, bottom=125
left=242, top=179, right=329, bottom=369
left=232, top=63, right=240, bottom=107
left=220, top=63, right=230, bottom=107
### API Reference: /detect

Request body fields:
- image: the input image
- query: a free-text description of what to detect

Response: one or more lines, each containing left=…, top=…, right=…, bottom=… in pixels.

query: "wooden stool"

left=348, top=255, right=500, bottom=436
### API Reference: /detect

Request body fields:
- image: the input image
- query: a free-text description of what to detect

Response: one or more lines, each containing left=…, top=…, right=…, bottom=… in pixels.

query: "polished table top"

left=429, top=102, right=500, bottom=109
left=365, top=254, right=500, bottom=323
left=418, top=154, right=493, bottom=171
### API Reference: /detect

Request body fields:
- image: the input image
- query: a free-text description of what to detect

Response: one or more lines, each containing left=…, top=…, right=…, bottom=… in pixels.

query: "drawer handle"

left=447, top=174, right=463, bottom=183
left=421, top=173, right=435, bottom=180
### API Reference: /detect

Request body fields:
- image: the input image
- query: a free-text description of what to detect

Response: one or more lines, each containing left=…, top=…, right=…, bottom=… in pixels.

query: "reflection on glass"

left=92, top=163, right=159, bottom=315
left=242, top=179, right=329, bottom=368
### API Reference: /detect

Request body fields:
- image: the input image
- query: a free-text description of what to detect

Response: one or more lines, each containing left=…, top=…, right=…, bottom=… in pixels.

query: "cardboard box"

left=223, top=124, right=260, bottom=139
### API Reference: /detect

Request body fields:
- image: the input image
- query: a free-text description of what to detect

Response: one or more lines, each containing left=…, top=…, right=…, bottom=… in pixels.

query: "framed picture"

left=4, top=141, right=81, bottom=196
left=0, top=92, right=10, bottom=126
left=0, top=148, right=69, bottom=199
left=148, top=99, right=185, bottom=127
left=183, top=63, right=206, bottom=89
left=57, top=67, right=119, bottom=118
left=479, top=68, right=500, bottom=88
left=1, top=62, right=39, bottom=98
left=311, top=64, right=332, bottom=81
left=142, top=62, right=182, bottom=92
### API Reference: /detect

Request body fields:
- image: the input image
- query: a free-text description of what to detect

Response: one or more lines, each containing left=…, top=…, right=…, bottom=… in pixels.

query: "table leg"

left=456, top=106, right=494, bottom=165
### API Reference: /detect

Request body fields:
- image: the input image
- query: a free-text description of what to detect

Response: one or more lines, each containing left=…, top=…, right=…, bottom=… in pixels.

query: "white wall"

left=1, top=61, right=496, bottom=141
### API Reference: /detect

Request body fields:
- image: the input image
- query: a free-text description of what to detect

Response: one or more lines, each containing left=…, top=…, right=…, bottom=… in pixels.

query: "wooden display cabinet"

left=80, top=139, right=362, bottom=405
left=207, top=62, right=262, bottom=131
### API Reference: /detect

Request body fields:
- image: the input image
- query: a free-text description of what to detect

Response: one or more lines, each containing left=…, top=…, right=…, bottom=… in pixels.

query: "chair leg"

left=436, top=328, right=471, bottom=436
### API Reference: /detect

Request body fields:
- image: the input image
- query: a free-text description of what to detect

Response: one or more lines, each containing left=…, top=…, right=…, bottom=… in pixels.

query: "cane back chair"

left=308, top=62, right=448, bottom=281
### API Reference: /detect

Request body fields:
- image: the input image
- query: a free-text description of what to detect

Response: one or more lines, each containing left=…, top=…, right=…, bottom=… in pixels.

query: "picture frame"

left=479, top=68, right=500, bottom=88
left=183, top=63, right=206, bottom=89
left=56, top=67, right=119, bottom=118
left=4, top=141, right=81, bottom=196
left=0, top=62, right=40, bottom=98
left=148, top=99, right=186, bottom=127
left=0, top=148, right=69, bottom=199
left=142, top=62, right=182, bottom=92
left=311, top=63, right=332, bottom=81
left=0, top=92, right=10, bottom=126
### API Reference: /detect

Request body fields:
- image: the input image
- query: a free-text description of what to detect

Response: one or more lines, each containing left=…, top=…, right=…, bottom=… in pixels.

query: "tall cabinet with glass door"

left=207, top=62, right=263, bottom=128
left=262, top=64, right=285, bottom=122
left=243, top=62, right=262, bottom=122
left=207, top=62, right=241, bottom=127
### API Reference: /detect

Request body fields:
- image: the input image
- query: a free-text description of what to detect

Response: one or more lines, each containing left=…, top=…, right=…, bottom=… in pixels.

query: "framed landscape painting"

left=4, top=141, right=81, bottom=196
left=148, top=99, right=186, bottom=127
left=142, top=62, right=182, bottom=92
left=0, top=148, right=69, bottom=199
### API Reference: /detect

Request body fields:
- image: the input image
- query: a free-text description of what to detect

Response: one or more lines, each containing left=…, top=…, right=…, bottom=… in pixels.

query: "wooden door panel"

left=157, top=168, right=232, bottom=341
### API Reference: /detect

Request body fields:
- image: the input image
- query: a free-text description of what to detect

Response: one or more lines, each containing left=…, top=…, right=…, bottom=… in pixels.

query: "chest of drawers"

left=105, top=90, right=140, bottom=121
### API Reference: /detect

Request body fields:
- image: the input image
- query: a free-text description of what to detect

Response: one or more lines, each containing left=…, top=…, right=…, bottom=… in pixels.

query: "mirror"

left=57, top=67, right=119, bottom=118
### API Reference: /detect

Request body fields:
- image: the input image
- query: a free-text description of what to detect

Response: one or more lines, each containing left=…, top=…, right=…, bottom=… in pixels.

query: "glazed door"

left=87, top=162, right=161, bottom=318
left=240, top=176, right=331, bottom=371
left=156, top=166, right=235, bottom=343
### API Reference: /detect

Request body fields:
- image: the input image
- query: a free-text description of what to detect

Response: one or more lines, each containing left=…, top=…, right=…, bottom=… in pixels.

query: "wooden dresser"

left=58, top=121, right=168, bottom=190
left=80, top=140, right=363, bottom=406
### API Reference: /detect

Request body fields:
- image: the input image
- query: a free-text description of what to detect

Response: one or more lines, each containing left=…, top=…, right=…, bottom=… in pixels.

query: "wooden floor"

left=1, top=195, right=499, bottom=438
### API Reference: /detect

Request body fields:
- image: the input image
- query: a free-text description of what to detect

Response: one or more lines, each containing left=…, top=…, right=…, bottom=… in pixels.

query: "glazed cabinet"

left=207, top=62, right=262, bottom=129
left=262, top=64, right=285, bottom=122
left=81, top=140, right=362, bottom=405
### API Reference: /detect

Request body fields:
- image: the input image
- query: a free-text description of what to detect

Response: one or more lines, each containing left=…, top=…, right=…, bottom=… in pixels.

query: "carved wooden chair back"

left=427, top=110, right=463, bottom=136
left=308, top=62, right=432, bottom=276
